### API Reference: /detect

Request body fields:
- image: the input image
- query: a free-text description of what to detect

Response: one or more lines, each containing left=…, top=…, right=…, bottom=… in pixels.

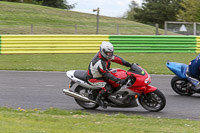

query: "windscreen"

left=128, top=64, right=145, bottom=75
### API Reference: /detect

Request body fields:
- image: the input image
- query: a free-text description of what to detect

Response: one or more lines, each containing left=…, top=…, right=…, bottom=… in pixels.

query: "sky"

left=67, top=0, right=143, bottom=17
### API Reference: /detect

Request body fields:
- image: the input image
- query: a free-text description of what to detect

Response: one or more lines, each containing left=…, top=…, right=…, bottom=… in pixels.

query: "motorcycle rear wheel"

left=138, top=89, right=166, bottom=112
left=171, top=76, right=194, bottom=96
left=74, top=86, right=99, bottom=109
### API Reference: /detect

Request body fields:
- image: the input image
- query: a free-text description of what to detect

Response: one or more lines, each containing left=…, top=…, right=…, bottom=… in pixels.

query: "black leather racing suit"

left=87, top=52, right=131, bottom=96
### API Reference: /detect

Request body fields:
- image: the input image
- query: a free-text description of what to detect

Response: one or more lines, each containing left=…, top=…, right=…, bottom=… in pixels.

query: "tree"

left=41, top=0, right=75, bottom=10
left=177, top=0, right=200, bottom=22
left=1, top=0, right=32, bottom=2
left=1, top=0, right=75, bottom=10
left=126, top=0, right=183, bottom=28
left=124, top=0, right=139, bottom=20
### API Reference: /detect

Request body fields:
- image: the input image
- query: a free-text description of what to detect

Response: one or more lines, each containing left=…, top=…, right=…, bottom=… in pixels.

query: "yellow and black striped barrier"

left=0, top=35, right=199, bottom=54
left=0, top=35, right=109, bottom=54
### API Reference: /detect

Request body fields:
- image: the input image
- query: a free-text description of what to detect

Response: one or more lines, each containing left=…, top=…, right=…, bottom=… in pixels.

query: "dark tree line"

left=125, top=0, right=185, bottom=28
left=1, top=0, right=75, bottom=10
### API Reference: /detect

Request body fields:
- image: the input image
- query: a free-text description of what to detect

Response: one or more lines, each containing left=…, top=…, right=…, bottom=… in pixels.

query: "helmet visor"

left=106, top=52, right=113, bottom=56
left=104, top=51, right=113, bottom=59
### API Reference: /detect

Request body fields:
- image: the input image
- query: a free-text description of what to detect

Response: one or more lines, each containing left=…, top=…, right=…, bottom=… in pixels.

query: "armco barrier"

left=0, top=35, right=109, bottom=54
left=0, top=35, right=1, bottom=54
left=110, top=35, right=196, bottom=53
left=0, top=35, right=198, bottom=54
left=196, top=36, right=200, bottom=53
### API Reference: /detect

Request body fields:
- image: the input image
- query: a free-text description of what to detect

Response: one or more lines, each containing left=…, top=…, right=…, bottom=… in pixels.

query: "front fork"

left=140, top=85, right=158, bottom=102
left=142, top=87, right=157, bottom=103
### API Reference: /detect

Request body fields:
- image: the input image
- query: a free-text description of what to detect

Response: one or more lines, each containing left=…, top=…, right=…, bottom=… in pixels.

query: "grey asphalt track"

left=0, top=70, right=200, bottom=120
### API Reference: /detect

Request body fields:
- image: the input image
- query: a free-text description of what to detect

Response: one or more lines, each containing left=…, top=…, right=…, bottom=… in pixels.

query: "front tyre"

left=139, top=89, right=166, bottom=112
left=171, top=76, right=194, bottom=96
left=74, top=86, right=99, bottom=109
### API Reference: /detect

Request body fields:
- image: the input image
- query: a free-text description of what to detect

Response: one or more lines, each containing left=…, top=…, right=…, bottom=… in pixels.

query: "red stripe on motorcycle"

left=88, top=79, right=105, bottom=83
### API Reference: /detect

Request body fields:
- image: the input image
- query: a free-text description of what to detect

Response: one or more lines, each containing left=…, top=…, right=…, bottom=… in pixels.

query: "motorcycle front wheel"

left=138, top=89, right=166, bottom=112
left=171, top=76, right=194, bottom=96
left=74, top=85, right=99, bottom=109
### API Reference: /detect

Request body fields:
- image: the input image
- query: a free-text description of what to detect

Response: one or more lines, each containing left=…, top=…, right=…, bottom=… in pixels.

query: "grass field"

left=0, top=1, right=171, bottom=35
left=0, top=53, right=197, bottom=74
left=0, top=107, right=200, bottom=133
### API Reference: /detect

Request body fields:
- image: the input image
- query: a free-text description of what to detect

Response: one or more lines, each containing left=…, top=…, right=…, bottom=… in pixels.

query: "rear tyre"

left=139, top=89, right=166, bottom=112
left=171, top=76, right=194, bottom=96
left=74, top=86, right=99, bottom=109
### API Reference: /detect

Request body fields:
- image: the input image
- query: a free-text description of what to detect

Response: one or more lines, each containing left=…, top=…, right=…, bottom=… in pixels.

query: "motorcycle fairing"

left=166, top=62, right=187, bottom=79
left=110, top=68, right=150, bottom=87
left=107, top=86, right=139, bottom=107
left=129, top=85, right=157, bottom=94
left=144, top=85, right=157, bottom=93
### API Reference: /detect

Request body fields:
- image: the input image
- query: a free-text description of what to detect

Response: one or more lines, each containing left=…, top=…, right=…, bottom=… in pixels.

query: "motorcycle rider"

left=185, top=54, right=200, bottom=92
left=87, top=41, right=132, bottom=108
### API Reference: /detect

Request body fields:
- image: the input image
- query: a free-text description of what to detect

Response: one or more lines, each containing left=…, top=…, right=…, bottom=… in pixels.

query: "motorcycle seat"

left=74, top=70, right=87, bottom=81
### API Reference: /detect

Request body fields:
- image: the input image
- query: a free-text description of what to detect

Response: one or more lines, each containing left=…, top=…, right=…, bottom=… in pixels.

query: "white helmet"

left=100, top=41, right=114, bottom=60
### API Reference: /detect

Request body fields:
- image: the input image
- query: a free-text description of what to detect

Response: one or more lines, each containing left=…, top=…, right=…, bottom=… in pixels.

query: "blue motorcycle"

left=166, top=60, right=195, bottom=96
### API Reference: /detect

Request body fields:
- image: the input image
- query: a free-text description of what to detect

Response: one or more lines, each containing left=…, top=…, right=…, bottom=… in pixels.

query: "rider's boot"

left=195, top=84, right=200, bottom=93
left=191, top=84, right=200, bottom=93
left=96, top=92, right=107, bottom=109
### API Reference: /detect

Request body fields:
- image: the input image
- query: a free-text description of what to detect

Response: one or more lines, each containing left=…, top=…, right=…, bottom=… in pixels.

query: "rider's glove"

left=124, top=62, right=132, bottom=67
left=132, top=63, right=139, bottom=65
left=117, top=77, right=129, bottom=86
left=119, top=79, right=127, bottom=85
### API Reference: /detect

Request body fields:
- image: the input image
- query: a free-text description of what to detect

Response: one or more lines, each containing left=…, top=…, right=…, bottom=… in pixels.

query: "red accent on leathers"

left=87, top=52, right=131, bottom=91
left=112, top=56, right=123, bottom=65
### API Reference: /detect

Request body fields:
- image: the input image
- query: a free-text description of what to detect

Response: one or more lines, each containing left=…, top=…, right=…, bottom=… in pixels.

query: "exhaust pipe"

left=63, top=89, right=96, bottom=103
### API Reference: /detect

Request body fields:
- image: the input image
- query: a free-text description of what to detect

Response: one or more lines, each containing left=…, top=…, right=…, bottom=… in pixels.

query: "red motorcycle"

left=63, top=64, right=166, bottom=112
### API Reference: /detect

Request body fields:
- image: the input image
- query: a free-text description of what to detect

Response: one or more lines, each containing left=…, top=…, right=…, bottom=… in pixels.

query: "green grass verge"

left=0, top=53, right=196, bottom=74
left=0, top=1, right=175, bottom=35
left=0, top=107, right=199, bottom=133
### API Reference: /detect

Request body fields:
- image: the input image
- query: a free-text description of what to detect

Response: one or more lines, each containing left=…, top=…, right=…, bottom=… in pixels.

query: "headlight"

left=144, top=75, right=151, bottom=84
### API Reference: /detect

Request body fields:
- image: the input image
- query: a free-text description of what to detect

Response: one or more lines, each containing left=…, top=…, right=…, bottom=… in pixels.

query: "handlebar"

left=122, top=74, right=135, bottom=86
